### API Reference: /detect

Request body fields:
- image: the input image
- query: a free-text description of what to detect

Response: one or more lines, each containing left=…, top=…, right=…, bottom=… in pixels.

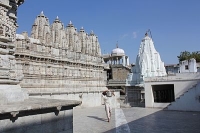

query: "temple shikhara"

left=127, top=32, right=167, bottom=86
left=14, top=12, right=113, bottom=107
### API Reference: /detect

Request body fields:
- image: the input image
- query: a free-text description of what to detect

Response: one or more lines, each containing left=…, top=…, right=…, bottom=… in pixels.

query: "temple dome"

left=111, top=47, right=125, bottom=55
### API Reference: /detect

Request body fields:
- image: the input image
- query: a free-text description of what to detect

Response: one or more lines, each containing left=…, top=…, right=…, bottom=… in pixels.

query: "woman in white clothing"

left=102, top=90, right=115, bottom=122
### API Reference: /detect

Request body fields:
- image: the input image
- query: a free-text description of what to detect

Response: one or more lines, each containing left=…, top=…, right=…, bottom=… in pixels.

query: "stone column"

left=122, top=55, right=125, bottom=66
left=127, top=57, right=130, bottom=66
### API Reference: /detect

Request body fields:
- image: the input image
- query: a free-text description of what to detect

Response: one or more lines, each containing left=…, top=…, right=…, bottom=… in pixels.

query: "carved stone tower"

left=0, top=0, right=28, bottom=105
left=127, top=32, right=167, bottom=86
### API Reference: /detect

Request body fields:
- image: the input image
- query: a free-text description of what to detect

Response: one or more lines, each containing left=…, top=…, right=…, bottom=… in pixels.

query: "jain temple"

left=0, top=0, right=200, bottom=132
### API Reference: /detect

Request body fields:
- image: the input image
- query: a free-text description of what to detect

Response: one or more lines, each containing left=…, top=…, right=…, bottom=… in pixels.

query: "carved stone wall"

left=0, top=0, right=27, bottom=105
left=15, top=12, right=107, bottom=93
left=0, top=0, right=24, bottom=84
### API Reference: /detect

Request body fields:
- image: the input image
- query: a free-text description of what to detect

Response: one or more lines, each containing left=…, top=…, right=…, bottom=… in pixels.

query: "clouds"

left=119, top=34, right=129, bottom=40
left=132, top=32, right=137, bottom=39
left=119, top=31, right=138, bottom=40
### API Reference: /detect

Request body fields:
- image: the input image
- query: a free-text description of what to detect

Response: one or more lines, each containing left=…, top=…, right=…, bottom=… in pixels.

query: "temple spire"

left=40, top=11, right=44, bottom=16
left=69, top=21, right=72, bottom=24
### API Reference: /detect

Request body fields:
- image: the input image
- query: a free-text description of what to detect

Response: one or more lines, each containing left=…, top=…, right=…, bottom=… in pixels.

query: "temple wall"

left=13, top=12, right=121, bottom=107
left=0, top=0, right=28, bottom=105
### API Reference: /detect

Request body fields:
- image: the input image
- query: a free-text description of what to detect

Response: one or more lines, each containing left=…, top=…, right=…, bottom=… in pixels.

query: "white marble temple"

left=127, top=32, right=167, bottom=86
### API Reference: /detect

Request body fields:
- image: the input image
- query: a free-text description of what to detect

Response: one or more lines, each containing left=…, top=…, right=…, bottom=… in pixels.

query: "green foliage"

left=177, top=51, right=200, bottom=62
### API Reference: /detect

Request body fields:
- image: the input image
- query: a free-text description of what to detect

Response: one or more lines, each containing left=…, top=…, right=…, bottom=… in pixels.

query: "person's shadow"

left=87, top=116, right=107, bottom=122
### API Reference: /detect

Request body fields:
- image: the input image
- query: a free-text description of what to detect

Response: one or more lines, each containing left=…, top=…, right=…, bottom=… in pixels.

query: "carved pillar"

left=122, top=55, right=125, bottom=66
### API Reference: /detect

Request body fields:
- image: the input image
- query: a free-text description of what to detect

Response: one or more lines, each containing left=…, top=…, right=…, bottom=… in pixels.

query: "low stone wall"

left=29, top=91, right=121, bottom=108
left=0, top=98, right=81, bottom=133
left=0, top=109, right=73, bottom=133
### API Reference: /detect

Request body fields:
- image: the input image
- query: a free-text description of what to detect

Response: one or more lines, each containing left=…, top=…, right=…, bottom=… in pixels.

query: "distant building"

left=165, top=59, right=200, bottom=74
left=165, top=64, right=179, bottom=75
left=103, top=44, right=129, bottom=66
left=180, top=58, right=198, bottom=73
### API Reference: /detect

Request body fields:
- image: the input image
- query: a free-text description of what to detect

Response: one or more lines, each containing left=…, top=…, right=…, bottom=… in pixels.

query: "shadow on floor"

left=104, top=109, right=200, bottom=133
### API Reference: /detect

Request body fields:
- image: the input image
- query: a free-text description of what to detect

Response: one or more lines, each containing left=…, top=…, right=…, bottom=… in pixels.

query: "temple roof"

left=111, top=43, right=125, bottom=55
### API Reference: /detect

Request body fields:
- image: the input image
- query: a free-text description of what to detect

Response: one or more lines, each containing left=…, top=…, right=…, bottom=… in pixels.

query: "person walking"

left=102, top=90, right=115, bottom=122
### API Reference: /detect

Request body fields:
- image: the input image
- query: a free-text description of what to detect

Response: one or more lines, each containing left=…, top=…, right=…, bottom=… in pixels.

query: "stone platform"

left=74, top=106, right=200, bottom=133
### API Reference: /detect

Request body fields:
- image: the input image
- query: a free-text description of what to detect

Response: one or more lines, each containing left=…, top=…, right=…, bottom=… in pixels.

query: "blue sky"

left=17, top=0, right=200, bottom=64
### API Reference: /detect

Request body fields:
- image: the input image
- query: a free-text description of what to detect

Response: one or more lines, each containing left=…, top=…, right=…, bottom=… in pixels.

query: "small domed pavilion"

left=103, top=43, right=129, bottom=66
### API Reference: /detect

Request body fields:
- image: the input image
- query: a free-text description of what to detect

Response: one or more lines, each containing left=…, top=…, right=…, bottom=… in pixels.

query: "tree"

left=177, top=51, right=191, bottom=62
left=177, top=51, right=200, bottom=62
left=191, top=51, right=200, bottom=62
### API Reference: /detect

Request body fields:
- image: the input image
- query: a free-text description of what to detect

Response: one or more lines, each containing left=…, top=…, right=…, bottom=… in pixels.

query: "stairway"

left=166, top=82, right=200, bottom=111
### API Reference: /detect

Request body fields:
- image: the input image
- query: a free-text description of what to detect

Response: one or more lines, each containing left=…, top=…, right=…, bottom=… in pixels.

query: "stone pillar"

left=122, top=55, right=125, bottom=66
left=127, top=57, right=129, bottom=66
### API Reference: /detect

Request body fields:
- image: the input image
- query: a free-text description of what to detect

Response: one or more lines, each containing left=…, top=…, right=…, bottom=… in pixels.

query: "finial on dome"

left=69, top=21, right=72, bottom=24
left=90, top=30, right=95, bottom=35
left=145, top=32, right=148, bottom=37
left=81, top=26, right=84, bottom=29
left=116, top=41, right=119, bottom=48
left=40, top=11, right=44, bottom=16
left=56, top=16, right=59, bottom=19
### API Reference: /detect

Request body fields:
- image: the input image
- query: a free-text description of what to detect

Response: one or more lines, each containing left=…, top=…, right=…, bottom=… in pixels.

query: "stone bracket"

left=11, top=111, right=19, bottom=117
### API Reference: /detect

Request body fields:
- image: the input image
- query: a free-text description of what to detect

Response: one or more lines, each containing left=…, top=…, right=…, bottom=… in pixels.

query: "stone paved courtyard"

left=73, top=106, right=200, bottom=133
